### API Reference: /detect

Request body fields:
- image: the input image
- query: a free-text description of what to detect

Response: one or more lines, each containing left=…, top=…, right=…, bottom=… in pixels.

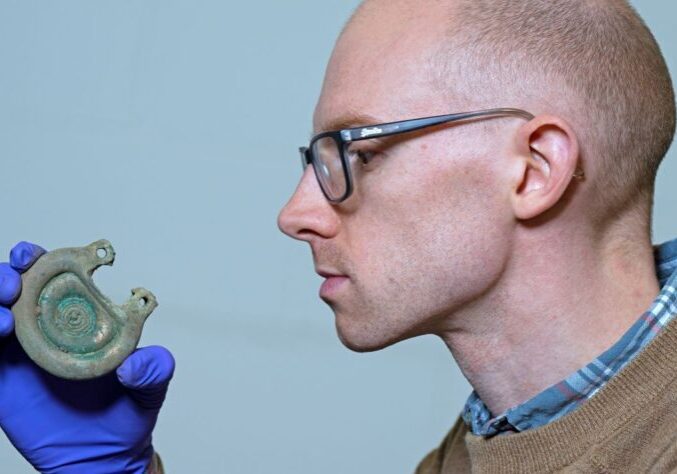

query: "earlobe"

left=511, top=115, right=581, bottom=220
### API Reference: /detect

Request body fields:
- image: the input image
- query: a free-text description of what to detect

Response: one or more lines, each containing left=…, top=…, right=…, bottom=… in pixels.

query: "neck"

left=438, top=223, right=660, bottom=416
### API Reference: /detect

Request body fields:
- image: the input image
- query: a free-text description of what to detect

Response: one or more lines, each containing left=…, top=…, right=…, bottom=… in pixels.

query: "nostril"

left=278, top=203, right=316, bottom=240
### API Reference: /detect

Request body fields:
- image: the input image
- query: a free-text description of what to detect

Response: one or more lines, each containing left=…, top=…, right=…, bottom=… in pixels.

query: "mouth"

left=316, top=269, right=350, bottom=299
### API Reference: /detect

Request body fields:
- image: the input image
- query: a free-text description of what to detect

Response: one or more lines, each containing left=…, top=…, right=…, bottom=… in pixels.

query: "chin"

left=334, top=317, right=401, bottom=353
left=337, top=334, right=386, bottom=353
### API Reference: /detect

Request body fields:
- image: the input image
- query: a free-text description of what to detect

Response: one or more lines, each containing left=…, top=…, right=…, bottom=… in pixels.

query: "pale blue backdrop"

left=0, top=1, right=675, bottom=472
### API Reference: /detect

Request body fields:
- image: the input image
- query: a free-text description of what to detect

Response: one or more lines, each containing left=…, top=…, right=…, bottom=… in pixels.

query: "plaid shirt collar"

left=463, top=238, right=677, bottom=437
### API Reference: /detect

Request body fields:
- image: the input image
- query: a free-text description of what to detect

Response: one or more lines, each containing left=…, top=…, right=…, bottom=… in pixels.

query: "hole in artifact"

left=97, top=248, right=107, bottom=259
left=139, top=297, right=147, bottom=308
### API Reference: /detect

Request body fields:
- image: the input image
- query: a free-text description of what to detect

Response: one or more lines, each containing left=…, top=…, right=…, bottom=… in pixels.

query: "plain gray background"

left=0, top=1, right=675, bottom=472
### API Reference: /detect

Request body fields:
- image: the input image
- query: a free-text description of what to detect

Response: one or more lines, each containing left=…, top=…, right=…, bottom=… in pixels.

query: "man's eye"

left=348, top=148, right=379, bottom=167
left=357, top=150, right=376, bottom=164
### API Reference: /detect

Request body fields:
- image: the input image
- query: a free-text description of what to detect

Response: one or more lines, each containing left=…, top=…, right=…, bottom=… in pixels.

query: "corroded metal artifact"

left=11, top=240, right=157, bottom=380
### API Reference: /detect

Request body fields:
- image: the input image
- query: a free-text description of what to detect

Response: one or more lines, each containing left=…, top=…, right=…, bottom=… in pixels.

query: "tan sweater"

left=415, top=316, right=677, bottom=473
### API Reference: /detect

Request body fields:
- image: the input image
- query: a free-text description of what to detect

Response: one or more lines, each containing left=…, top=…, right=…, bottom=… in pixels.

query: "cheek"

left=344, top=151, right=512, bottom=319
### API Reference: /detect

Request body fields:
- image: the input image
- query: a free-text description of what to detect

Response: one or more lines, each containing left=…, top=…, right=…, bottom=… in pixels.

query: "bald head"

left=348, top=0, right=675, bottom=224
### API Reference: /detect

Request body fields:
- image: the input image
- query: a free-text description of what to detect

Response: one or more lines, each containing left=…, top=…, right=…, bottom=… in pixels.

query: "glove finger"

left=0, top=264, right=21, bottom=306
left=0, top=307, right=14, bottom=337
left=117, top=345, right=175, bottom=409
left=9, top=241, right=46, bottom=273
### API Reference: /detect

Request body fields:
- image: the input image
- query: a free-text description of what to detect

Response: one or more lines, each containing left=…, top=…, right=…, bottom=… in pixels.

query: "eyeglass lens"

left=311, top=136, right=347, bottom=201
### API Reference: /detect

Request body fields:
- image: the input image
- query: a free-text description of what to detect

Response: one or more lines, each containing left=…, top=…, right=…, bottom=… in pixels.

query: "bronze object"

left=11, top=240, right=157, bottom=380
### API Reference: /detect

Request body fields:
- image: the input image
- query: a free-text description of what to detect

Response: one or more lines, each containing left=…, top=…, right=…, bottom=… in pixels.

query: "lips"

left=319, top=275, right=349, bottom=299
left=316, top=268, right=349, bottom=299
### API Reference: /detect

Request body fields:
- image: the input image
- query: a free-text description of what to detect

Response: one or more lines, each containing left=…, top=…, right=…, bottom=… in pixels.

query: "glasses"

left=299, top=107, right=581, bottom=203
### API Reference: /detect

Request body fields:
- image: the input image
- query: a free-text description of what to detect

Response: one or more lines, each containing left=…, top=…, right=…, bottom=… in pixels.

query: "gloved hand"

left=0, top=242, right=175, bottom=474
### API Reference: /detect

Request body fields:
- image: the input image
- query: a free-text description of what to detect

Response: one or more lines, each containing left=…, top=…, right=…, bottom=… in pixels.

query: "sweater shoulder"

left=415, top=416, right=470, bottom=474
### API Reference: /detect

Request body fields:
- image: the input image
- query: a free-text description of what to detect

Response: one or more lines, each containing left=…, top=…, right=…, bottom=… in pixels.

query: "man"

left=0, top=0, right=674, bottom=473
left=278, top=0, right=677, bottom=472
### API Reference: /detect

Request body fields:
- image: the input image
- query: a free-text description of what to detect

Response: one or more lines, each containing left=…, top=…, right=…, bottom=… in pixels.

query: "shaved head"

left=351, top=0, right=675, bottom=228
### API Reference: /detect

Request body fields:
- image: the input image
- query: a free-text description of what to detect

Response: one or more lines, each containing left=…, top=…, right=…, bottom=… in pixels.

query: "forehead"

left=314, top=1, right=450, bottom=132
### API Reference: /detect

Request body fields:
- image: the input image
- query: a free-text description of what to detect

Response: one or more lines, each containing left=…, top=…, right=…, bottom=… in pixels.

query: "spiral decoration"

left=38, top=273, right=116, bottom=355
left=55, top=297, right=95, bottom=336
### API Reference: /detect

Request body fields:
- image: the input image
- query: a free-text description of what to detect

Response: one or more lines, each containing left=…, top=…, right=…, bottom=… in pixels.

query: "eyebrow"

left=313, top=112, right=383, bottom=137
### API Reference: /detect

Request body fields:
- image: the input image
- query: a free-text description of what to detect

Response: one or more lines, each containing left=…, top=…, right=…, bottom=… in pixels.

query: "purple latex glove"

left=0, top=242, right=175, bottom=474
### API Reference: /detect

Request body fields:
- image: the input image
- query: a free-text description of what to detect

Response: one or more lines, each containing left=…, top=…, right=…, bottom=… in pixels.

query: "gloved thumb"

left=117, top=345, right=175, bottom=410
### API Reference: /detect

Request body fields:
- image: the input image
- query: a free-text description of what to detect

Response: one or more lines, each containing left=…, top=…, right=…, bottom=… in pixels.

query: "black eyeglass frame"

left=299, top=107, right=536, bottom=204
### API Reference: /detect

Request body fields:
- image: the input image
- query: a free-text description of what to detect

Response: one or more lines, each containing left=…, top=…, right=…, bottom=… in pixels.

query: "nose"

left=278, top=167, right=340, bottom=242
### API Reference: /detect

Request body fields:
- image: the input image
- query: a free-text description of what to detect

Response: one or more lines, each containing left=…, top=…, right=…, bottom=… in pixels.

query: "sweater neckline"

left=463, top=312, right=677, bottom=472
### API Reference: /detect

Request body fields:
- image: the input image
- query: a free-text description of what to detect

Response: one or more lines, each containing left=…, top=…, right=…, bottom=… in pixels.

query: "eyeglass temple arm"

left=340, top=108, right=584, bottom=180
left=341, top=108, right=535, bottom=142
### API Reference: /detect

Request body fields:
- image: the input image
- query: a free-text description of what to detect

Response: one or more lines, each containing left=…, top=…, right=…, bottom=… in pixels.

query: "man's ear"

left=510, top=115, right=581, bottom=220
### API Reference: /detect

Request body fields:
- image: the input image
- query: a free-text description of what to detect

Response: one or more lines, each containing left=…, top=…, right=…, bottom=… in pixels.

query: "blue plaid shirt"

left=463, top=238, right=677, bottom=437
